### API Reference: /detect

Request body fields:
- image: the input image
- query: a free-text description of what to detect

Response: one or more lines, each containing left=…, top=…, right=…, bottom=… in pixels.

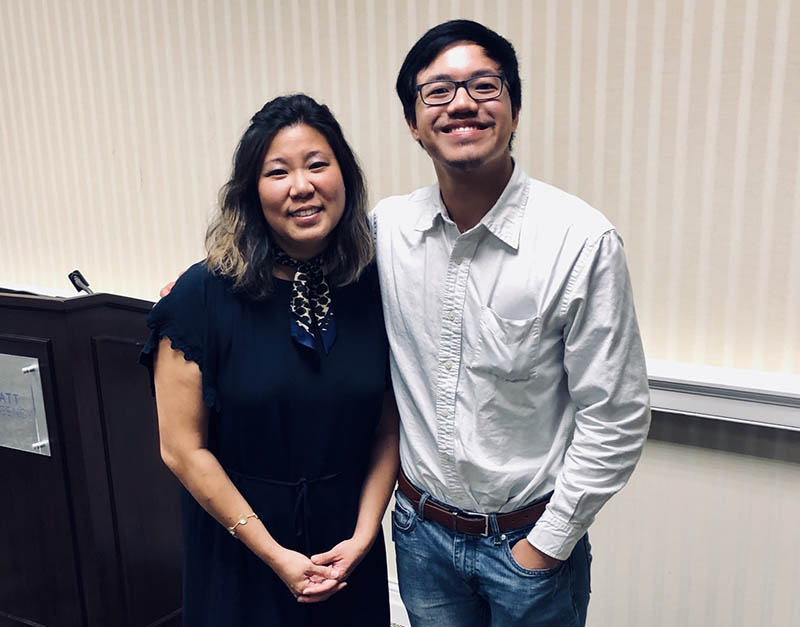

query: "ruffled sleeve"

left=139, top=262, right=219, bottom=410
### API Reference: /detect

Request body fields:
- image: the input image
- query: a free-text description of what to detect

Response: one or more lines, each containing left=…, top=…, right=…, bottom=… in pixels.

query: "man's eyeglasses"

left=416, top=75, right=506, bottom=106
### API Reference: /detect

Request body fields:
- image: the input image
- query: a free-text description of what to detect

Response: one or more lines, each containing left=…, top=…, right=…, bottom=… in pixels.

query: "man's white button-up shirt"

left=371, top=164, right=651, bottom=560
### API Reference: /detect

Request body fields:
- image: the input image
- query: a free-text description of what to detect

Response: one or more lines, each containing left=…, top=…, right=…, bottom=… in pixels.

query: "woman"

left=141, top=94, right=398, bottom=626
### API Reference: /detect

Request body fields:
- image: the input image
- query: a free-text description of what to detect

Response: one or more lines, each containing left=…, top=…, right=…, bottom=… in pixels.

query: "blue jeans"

left=392, top=490, right=591, bottom=627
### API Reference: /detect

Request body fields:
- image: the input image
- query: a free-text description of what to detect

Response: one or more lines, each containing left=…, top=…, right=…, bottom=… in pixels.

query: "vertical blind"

left=1, top=0, right=798, bottom=374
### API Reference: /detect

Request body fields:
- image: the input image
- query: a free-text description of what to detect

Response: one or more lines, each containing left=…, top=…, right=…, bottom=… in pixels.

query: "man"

left=371, top=20, right=650, bottom=626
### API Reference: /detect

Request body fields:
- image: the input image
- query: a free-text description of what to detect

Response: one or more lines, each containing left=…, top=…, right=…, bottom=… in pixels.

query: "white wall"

left=587, top=414, right=800, bottom=626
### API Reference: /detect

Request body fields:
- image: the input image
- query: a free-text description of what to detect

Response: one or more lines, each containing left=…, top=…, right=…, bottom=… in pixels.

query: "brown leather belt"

left=397, top=471, right=549, bottom=537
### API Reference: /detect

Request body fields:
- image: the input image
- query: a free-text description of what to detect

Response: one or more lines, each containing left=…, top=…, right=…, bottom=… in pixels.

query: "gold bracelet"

left=227, top=512, right=258, bottom=537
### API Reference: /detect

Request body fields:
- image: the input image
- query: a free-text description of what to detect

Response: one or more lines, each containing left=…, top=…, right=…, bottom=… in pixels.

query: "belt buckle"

left=478, top=513, right=490, bottom=537
left=464, top=512, right=490, bottom=537
left=450, top=510, right=489, bottom=537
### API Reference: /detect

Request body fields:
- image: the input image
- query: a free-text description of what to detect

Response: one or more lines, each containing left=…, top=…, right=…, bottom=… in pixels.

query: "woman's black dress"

left=140, top=262, right=390, bottom=626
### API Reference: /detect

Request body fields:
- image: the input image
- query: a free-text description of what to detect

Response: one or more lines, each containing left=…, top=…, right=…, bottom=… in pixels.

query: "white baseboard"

left=389, top=579, right=410, bottom=626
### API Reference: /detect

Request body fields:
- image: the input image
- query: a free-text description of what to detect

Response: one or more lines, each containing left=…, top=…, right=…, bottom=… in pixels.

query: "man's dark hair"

left=205, top=94, right=372, bottom=299
left=396, top=20, right=522, bottom=124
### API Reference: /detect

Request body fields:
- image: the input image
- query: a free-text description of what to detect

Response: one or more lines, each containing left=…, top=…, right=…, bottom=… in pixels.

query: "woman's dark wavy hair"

left=396, top=20, right=522, bottom=125
left=205, top=94, right=372, bottom=300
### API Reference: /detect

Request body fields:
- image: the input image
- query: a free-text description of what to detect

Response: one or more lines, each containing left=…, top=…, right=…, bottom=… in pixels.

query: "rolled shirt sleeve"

left=527, top=231, right=651, bottom=560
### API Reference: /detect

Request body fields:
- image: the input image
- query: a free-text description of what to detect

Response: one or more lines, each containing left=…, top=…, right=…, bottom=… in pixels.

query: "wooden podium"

left=0, top=292, right=182, bottom=627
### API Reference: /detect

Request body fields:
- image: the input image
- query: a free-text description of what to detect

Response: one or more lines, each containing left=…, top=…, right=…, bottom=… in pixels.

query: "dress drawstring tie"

left=228, top=468, right=341, bottom=556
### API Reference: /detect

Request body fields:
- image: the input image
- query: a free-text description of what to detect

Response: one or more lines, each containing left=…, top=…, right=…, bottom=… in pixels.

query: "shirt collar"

left=413, top=162, right=530, bottom=250
left=413, top=188, right=446, bottom=232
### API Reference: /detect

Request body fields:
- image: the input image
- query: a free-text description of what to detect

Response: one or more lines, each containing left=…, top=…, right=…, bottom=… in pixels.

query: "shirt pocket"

left=470, top=306, right=542, bottom=381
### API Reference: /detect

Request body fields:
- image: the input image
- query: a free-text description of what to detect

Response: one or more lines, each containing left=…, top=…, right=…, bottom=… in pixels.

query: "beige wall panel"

left=589, top=430, right=800, bottom=627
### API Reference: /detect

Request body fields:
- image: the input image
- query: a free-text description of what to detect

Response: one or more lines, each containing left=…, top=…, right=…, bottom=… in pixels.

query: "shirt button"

left=453, top=256, right=463, bottom=265
left=444, top=360, right=453, bottom=371
left=447, top=310, right=456, bottom=321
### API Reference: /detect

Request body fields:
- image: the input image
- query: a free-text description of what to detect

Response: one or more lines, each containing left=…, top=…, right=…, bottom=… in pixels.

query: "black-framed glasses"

left=416, top=74, right=506, bottom=106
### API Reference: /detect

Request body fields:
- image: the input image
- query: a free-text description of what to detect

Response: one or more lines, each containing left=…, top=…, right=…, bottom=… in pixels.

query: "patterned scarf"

left=273, top=249, right=336, bottom=354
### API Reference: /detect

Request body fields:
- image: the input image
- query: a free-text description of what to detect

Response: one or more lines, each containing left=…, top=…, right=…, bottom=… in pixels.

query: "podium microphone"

left=68, top=270, right=94, bottom=295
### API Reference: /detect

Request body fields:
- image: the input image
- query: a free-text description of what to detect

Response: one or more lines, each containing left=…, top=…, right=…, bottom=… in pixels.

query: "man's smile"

left=440, top=121, right=491, bottom=134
